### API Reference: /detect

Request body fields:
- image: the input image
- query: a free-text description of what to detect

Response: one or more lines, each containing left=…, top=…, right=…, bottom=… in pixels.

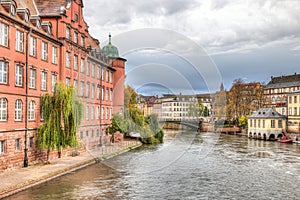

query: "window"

left=97, top=86, right=100, bottom=99
left=294, top=96, right=297, bottom=104
left=91, top=106, right=94, bottom=120
left=16, top=30, right=24, bottom=52
left=254, top=119, right=256, bottom=127
left=86, top=62, right=90, bottom=76
left=41, top=41, right=48, bottom=60
left=86, top=106, right=89, bottom=120
left=110, top=89, right=113, bottom=101
left=15, top=65, right=23, bottom=86
left=74, top=32, right=78, bottom=44
left=278, top=120, right=282, bottom=128
left=15, top=139, right=20, bottom=151
left=73, top=79, right=78, bottom=89
left=52, top=46, right=58, bottom=64
left=0, top=61, right=8, bottom=84
left=91, top=84, right=95, bottom=98
left=106, top=70, right=109, bottom=82
left=271, top=120, right=275, bottom=128
left=80, top=58, right=85, bottom=73
left=294, top=107, right=297, bottom=116
left=289, top=96, right=292, bottom=104
left=74, top=55, right=78, bottom=70
left=250, top=119, right=252, bottom=127
left=102, top=87, right=104, bottom=100
left=0, top=98, right=7, bottom=121
left=51, top=74, right=57, bottom=92
left=29, top=68, right=36, bottom=88
left=106, top=108, right=109, bottom=119
left=81, top=35, right=85, bottom=47
left=110, top=71, right=113, bottom=83
left=28, top=100, right=35, bottom=120
left=86, top=82, right=90, bottom=97
left=66, top=77, right=70, bottom=87
left=80, top=132, right=83, bottom=140
left=41, top=71, right=47, bottom=90
left=66, top=26, right=71, bottom=39
left=29, top=137, right=34, bottom=149
left=0, top=22, right=8, bottom=47
left=91, top=63, right=95, bottom=77
left=80, top=81, right=84, bottom=96
left=29, top=36, right=37, bottom=57
left=74, top=13, right=79, bottom=21
left=15, top=99, right=22, bottom=121
left=106, top=88, right=109, bottom=101
left=66, top=51, right=71, bottom=68
left=110, top=108, right=112, bottom=119
left=0, top=140, right=5, bottom=155
left=101, top=68, right=104, bottom=81
left=96, top=107, right=99, bottom=119
left=97, top=66, right=101, bottom=79
left=262, top=120, right=265, bottom=128
left=258, top=120, right=260, bottom=128
left=101, top=107, right=104, bottom=120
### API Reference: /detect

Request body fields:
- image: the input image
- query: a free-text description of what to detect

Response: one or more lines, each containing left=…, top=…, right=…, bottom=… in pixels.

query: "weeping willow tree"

left=37, top=82, right=83, bottom=162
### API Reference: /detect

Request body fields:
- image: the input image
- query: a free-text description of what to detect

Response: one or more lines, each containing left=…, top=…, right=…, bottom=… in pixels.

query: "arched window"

left=0, top=98, right=7, bottom=121
left=28, top=100, right=35, bottom=120
left=271, top=97, right=275, bottom=103
left=15, top=99, right=22, bottom=121
left=276, top=96, right=281, bottom=102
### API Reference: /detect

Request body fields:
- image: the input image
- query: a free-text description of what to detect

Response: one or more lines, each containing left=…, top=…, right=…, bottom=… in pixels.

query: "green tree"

left=36, top=83, right=83, bottom=162
left=108, top=113, right=127, bottom=135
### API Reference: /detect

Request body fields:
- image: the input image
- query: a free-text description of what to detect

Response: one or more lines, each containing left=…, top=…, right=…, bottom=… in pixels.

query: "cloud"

left=83, top=0, right=300, bottom=93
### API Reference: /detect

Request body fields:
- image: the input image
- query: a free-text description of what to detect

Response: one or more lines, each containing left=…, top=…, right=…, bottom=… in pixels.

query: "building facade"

left=287, top=90, right=300, bottom=133
left=248, top=108, right=286, bottom=140
left=0, top=0, right=125, bottom=172
left=160, top=94, right=212, bottom=122
left=264, top=73, right=300, bottom=115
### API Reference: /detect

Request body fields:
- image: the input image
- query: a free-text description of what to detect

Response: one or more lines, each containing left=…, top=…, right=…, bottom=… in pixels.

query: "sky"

left=83, top=0, right=300, bottom=95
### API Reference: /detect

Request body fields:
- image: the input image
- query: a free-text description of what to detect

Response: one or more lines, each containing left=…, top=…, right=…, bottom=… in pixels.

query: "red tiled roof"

left=35, top=0, right=67, bottom=16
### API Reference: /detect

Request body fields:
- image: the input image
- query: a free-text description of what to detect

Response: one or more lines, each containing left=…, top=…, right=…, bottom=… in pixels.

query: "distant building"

left=160, top=94, right=212, bottom=121
left=264, top=73, right=300, bottom=115
left=248, top=108, right=286, bottom=140
left=287, top=90, right=300, bottom=133
left=211, top=83, right=227, bottom=120
left=137, top=95, right=157, bottom=117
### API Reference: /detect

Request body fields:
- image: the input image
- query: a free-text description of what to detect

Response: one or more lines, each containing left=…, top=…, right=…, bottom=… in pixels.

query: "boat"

left=277, top=139, right=293, bottom=143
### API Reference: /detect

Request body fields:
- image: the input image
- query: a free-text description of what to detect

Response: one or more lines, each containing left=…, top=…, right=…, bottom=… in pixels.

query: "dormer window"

left=41, top=22, right=52, bottom=35
left=1, top=0, right=17, bottom=16
left=16, top=8, right=30, bottom=23
left=30, top=16, right=42, bottom=29
left=74, top=13, right=79, bottom=22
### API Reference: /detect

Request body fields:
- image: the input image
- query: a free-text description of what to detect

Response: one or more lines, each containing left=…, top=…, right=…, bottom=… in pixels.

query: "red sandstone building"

left=0, top=0, right=125, bottom=172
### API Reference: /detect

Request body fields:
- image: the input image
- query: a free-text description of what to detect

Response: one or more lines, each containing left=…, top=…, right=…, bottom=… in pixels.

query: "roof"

left=266, top=73, right=300, bottom=89
left=102, top=33, right=119, bottom=58
left=248, top=108, right=286, bottom=119
left=35, top=0, right=67, bottom=16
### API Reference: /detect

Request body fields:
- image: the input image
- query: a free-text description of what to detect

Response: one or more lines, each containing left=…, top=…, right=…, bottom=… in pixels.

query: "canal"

left=6, top=130, right=300, bottom=199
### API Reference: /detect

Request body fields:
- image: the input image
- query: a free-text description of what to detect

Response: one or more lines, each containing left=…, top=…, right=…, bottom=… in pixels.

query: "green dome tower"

left=102, top=33, right=119, bottom=58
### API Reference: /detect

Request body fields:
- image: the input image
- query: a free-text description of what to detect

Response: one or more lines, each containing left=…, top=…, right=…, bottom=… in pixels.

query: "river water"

left=7, top=130, right=300, bottom=200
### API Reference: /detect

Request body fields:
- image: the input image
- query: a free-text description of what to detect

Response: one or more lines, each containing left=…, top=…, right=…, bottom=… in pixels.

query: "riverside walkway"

left=0, top=140, right=142, bottom=199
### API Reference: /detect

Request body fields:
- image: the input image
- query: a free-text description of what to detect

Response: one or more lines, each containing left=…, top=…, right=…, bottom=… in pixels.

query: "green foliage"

left=238, top=115, right=248, bottom=129
left=108, top=113, right=127, bottom=134
left=36, top=82, right=83, bottom=161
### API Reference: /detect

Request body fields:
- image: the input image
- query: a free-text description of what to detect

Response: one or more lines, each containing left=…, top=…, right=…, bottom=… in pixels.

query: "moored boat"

left=277, top=139, right=293, bottom=143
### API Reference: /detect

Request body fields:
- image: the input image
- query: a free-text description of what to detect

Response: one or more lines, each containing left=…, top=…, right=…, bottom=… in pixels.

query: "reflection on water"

left=7, top=131, right=300, bottom=200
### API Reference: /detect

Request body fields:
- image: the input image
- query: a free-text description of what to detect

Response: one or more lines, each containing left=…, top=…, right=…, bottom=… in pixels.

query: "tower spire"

left=109, top=32, right=111, bottom=44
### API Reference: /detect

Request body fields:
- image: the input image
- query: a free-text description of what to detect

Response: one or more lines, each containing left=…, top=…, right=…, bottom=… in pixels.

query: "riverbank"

left=0, top=139, right=142, bottom=199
